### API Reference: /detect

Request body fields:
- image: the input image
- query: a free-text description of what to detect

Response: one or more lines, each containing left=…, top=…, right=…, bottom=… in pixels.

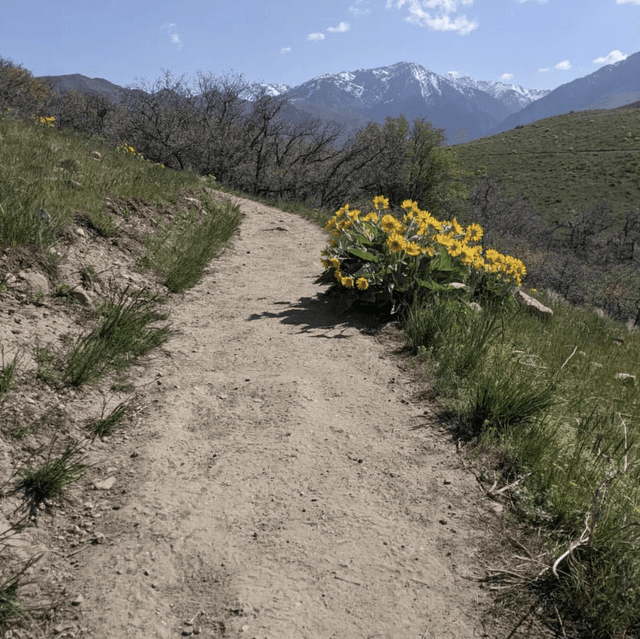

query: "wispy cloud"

left=161, top=23, right=183, bottom=50
left=593, top=49, right=627, bottom=64
left=518, top=0, right=548, bottom=4
left=281, top=47, right=291, bottom=54
left=386, top=0, right=478, bottom=36
left=307, top=32, right=326, bottom=41
left=327, top=21, right=351, bottom=32
left=617, top=0, right=640, bottom=4
left=538, top=59, right=571, bottom=73
left=349, top=0, right=372, bottom=15
left=446, top=70, right=461, bottom=78
left=499, top=73, right=514, bottom=82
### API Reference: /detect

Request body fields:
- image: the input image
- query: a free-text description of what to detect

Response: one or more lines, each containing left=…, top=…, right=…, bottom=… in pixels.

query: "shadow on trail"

left=247, top=293, right=388, bottom=337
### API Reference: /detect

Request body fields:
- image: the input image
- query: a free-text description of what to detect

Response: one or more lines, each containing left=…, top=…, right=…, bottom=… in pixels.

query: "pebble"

left=71, top=594, right=84, bottom=606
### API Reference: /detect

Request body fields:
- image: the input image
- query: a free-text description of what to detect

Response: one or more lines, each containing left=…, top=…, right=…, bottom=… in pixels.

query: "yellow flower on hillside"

left=334, top=269, right=343, bottom=281
left=347, top=209, right=361, bottom=220
left=452, top=218, right=464, bottom=236
left=421, top=246, right=435, bottom=257
left=325, top=218, right=337, bottom=231
left=356, top=277, right=369, bottom=290
left=465, top=223, right=483, bottom=243
left=448, top=239, right=465, bottom=258
left=341, top=276, right=355, bottom=288
left=401, top=199, right=417, bottom=210
left=321, top=259, right=330, bottom=268
left=381, top=214, right=402, bottom=234
left=330, top=257, right=340, bottom=269
left=372, top=195, right=389, bottom=209
left=405, top=242, right=421, bottom=257
left=435, top=234, right=454, bottom=248
left=361, top=212, right=378, bottom=223
left=387, top=233, right=407, bottom=253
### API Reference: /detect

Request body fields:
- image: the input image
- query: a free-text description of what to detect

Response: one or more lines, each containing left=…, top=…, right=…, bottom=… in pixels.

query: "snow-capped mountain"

left=446, top=74, right=551, bottom=115
left=279, top=61, right=539, bottom=145
left=487, top=50, right=640, bottom=135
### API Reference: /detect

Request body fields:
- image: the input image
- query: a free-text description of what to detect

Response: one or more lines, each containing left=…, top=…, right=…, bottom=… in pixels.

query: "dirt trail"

left=68, top=193, right=497, bottom=638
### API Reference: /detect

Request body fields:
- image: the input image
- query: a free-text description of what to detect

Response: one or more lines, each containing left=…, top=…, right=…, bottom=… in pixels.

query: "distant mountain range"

left=487, top=50, right=640, bottom=135
left=39, top=52, right=640, bottom=147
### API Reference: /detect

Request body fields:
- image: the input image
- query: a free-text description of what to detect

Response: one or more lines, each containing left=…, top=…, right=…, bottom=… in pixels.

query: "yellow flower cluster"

left=39, top=116, right=55, bottom=128
left=322, top=195, right=527, bottom=288
left=117, top=141, right=144, bottom=159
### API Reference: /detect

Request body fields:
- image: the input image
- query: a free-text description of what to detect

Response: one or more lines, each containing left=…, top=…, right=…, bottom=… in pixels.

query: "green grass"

left=141, top=197, right=242, bottom=292
left=63, top=287, right=171, bottom=387
left=451, top=107, right=640, bottom=226
left=89, top=399, right=131, bottom=439
left=0, top=346, right=20, bottom=403
left=14, top=441, right=87, bottom=516
left=402, top=289, right=640, bottom=636
left=0, top=117, right=237, bottom=249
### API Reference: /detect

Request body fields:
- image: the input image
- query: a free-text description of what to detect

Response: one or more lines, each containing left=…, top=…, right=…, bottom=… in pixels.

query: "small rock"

left=93, top=477, right=116, bottom=491
left=615, top=373, right=636, bottom=385
left=75, top=227, right=86, bottom=238
left=515, top=289, right=553, bottom=321
left=93, top=532, right=106, bottom=544
left=447, top=282, right=466, bottom=290
left=91, top=151, right=102, bottom=160
left=71, top=594, right=84, bottom=606
left=17, top=270, right=50, bottom=296
left=70, top=288, right=93, bottom=306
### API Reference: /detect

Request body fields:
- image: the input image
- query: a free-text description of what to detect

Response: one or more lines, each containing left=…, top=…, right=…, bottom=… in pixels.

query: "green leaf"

left=348, top=247, right=378, bottom=262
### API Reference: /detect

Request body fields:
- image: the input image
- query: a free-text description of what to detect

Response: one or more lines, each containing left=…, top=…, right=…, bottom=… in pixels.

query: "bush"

left=317, top=195, right=526, bottom=316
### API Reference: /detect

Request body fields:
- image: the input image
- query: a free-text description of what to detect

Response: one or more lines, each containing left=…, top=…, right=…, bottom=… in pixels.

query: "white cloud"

left=349, top=0, right=372, bottom=15
left=518, top=0, right=548, bottom=4
left=386, top=0, right=478, bottom=36
left=617, top=0, right=640, bottom=4
left=281, top=47, right=291, bottom=54
left=307, top=32, right=326, bottom=41
left=538, top=59, right=571, bottom=73
left=593, top=49, right=627, bottom=65
left=499, top=73, right=513, bottom=82
left=161, top=23, right=183, bottom=50
left=446, top=70, right=461, bottom=78
left=327, top=21, right=351, bottom=32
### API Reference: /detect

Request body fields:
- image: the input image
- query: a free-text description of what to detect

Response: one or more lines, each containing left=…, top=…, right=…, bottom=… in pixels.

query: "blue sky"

left=1, top=0, right=639, bottom=92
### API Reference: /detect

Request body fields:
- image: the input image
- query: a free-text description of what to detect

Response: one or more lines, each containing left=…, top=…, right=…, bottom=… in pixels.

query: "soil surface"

left=1, top=191, right=534, bottom=638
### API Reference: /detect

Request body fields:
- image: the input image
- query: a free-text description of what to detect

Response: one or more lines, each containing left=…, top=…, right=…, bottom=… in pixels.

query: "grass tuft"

left=63, top=286, right=170, bottom=387
left=14, top=441, right=87, bottom=516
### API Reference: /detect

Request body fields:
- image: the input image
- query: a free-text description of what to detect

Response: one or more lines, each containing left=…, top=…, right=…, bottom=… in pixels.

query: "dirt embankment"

left=2, top=191, right=524, bottom=638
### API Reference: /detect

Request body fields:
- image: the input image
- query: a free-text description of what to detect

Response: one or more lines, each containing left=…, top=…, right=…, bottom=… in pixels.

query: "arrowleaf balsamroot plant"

left=318, top=195, right=526, bottom=315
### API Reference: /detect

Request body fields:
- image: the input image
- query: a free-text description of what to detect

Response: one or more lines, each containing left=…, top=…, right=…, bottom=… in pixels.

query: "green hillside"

left=452, top=106, right=640, bottom=224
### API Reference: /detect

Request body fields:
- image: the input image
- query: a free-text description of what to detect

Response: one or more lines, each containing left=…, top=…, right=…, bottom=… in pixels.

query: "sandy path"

left=71, top=193, right=494, bottom=639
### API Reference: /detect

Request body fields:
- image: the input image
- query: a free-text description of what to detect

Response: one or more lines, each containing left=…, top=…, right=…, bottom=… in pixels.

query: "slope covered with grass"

left=452, top=106, right=640, bottom=225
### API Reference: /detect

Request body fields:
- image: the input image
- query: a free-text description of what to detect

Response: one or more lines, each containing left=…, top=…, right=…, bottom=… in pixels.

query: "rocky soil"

left=0, top=190, right=550, bottom=638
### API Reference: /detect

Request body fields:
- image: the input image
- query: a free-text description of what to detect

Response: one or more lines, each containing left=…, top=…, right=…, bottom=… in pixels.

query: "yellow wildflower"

left=334, top=270, right=342, bottom=281
left=347, top=209, right=361, bottom=220
left=372, top=195, right=389, bottom=210
left=387, top=233, right=407, bottom=253
left=361, top=212, right=378, bottom=224
left=356, top=277, right=369, bottom=290
left=405, top=242, right=421, bottom=257
left=401, top=199, right=417, bottom=211
left=381, top=214, right=402, bottom=234
left=341, top=276, right=355, bottom=288
left=321, top=259, right=330, bottom=268
left=330, top=257, right=340, bottom=269
left=465, top=223, right=483, bottom=243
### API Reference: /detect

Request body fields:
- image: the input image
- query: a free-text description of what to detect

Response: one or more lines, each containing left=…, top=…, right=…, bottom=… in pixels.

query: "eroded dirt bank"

left=58, top=193, right=501, bottom=638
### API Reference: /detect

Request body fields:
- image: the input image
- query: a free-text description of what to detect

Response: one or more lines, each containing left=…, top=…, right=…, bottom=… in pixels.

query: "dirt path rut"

left=72, top=193, right=495, bottom=639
